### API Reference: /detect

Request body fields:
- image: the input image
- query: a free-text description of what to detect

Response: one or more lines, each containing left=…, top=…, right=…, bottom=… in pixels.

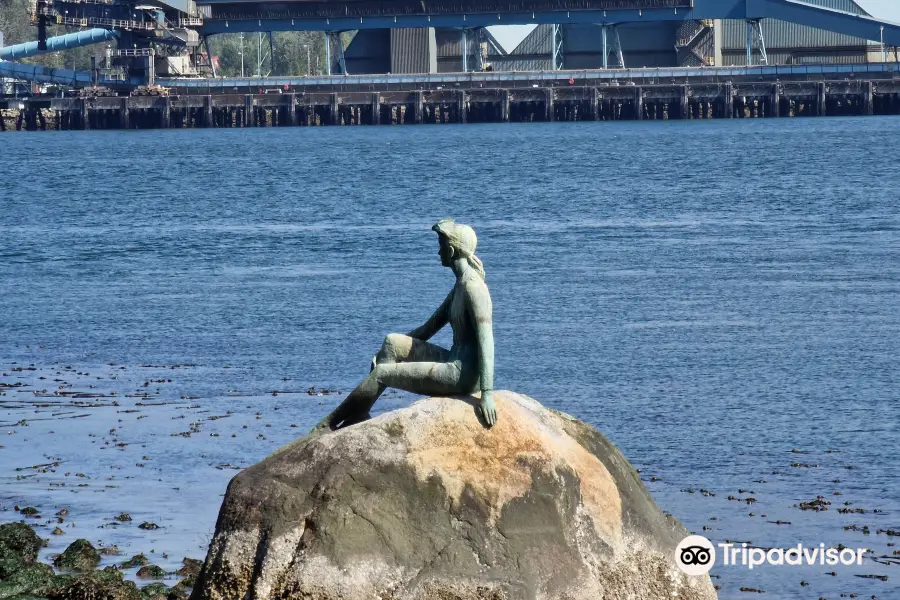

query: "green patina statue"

left=317, top=219, right=496, bottom=431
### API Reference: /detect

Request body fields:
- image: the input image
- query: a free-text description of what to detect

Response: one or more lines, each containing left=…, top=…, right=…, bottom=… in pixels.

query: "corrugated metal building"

left=721, top=0, right=874, bottom=65
left=339, top=0, right=888, bottom=75
left=343, top=27, right=437, bottom=73
left=391, top=28, right=437, bottom=73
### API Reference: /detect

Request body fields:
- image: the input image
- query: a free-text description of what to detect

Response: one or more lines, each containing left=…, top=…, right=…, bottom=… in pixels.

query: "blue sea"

left=1, top=118, right=898, bottom=599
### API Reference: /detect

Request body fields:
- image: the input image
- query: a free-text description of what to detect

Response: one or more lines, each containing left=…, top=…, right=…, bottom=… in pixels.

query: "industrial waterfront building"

left=339, top=0, right=898, bottom=75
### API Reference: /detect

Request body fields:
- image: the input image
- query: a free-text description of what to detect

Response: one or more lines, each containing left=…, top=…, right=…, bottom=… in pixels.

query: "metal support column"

left=746, top=20, right=768, bottom=66
left=336, top=33, right=347, bottom=74
left=324, top=31, right=331, bottom=75
left=680, top=85, right=689, bottom=119
left=599, top=24, right=624, bottom=68
left=601, top=25, right=608, bottom=69
left=590, top=87, right=599, bottom=121
left=614, top=26, right=624, bottom=68
left=746, top=21, right=752, bottom=66
left=120, top=98, right=130, bottom=129
left=545, top=88, right=554, bottom=121
left=473, top=28, right=485, bottom=72
left=148, top=48, right=156, bottom=86
left=552, top=24, right=563, bottom=70
left=461, top=29, right=468, bottom=72
left=269, top=32, right=276, bottom=75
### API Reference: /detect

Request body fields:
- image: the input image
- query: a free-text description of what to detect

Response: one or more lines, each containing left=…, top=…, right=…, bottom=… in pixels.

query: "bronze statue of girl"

left=316, top=219, right=496, bottom=431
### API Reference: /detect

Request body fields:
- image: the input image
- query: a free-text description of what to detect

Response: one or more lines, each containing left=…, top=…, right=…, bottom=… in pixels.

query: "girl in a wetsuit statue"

left=316, top=219, right=496, bottom=431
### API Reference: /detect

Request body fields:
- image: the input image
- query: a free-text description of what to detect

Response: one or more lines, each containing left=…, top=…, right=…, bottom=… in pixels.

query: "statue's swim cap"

left=432, top=219, right=485, bottom=280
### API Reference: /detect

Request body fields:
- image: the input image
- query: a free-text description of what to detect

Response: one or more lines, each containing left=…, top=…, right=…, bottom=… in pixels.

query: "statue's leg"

left=314, top=335, right=451, bottom=431
left=325, top=361, right=464, bottom=430
left=373, top=333, right=450, bottom=370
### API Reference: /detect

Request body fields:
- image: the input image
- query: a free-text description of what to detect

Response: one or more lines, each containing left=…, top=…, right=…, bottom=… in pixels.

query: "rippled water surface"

left=1, top=119, right=899, bottom=599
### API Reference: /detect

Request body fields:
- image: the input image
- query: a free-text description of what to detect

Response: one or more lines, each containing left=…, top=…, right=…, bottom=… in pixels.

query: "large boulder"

left=191, top=392, right=716, bottom=600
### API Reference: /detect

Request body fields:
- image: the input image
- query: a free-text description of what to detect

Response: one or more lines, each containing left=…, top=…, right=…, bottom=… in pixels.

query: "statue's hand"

left=478, top=390, right=497, bottom=427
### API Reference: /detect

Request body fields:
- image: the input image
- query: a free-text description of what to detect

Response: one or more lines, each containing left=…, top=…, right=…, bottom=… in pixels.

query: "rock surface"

left=0, top=522, right=194, bottom=600
left=0, top=522, right=43, bottom=578
left=190, top=391, right=717, bottom=600
left=53, top=540, right=101, bottom=572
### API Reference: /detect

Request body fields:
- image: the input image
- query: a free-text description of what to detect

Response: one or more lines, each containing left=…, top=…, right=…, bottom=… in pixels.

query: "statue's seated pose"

left=317, top=219, right=496, bottom=431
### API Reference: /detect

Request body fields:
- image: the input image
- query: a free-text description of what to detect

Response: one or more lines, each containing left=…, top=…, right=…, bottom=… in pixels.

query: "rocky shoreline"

left=0, top=521, right=199, bottom=600
left=1, top=359, right=896, bottom=599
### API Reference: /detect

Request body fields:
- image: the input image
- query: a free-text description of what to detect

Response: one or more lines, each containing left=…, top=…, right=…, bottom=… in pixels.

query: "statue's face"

left=437, top=235, right=454, bottom=267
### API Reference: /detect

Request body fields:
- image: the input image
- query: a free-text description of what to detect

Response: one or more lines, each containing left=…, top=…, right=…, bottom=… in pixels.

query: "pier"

left=4, top=67, right=900, bottom=131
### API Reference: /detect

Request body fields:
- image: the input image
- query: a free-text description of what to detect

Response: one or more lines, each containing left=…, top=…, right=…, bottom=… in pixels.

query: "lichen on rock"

left=189, top=391, right=717, bottom=600
left=136, top=565, right=167, bottom=579
left=0, top=522, right=44, bottom=567
left=53, top=540, right=101, bottom=572
left=47, top=566, right=141, bottom=600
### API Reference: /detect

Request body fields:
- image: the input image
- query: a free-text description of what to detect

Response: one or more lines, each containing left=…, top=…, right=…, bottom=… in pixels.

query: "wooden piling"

left=161, top=97, right=171, bottom=129
left=244, top=95, right=254, bottom=127
left=724, top=83, right=734, bottom=118
left=501, top=89, right=510, bottom=123
left=370, top=93, right=380, bottom=125
left=770, top=85, right=780, bottom=118
left=544, top=88, right=554, bottom=122
left=457, top=90, right=467, bottom=124
left=118, top=98, right=129, bottom=129
left=414, top=91, right=424, bottom=124
left=634, top=86, right=643, bottom=120
left=817, top=82, right=827, bottom=117
left=201, top=96, right=212, bottom=128
left=327, top=93, right=338, bottom=125
left=863, top=81, right=873, bottom=116
left=679, top=86, right=689, bottom=120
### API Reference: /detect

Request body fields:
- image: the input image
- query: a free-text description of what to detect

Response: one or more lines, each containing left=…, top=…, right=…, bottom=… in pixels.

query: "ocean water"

left=1, top=119, right=898, bottom=599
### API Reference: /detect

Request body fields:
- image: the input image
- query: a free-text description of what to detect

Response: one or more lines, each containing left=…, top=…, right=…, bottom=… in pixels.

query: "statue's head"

left=432, top=219, right=477, bottom=267
left=432, top=219, right=486, bottom=280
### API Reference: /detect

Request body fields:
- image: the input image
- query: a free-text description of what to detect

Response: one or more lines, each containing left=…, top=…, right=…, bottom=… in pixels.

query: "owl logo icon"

left=675, top=535, right=716, bottom=576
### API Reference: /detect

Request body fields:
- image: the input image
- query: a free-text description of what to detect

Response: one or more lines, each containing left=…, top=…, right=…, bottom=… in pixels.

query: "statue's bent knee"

left=381, top=333, right=410, bottom=362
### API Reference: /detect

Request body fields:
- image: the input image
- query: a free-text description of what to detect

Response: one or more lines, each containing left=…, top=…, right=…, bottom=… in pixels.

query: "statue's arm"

left=465, top=282, right=494, bottom=393
left=406, top=290, right=452, bottom=341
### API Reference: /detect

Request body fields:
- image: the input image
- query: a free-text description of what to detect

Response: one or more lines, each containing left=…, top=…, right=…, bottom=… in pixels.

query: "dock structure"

left=4, top=66, right=900, bottom=130
left=4, top=0, right=900, bottom=96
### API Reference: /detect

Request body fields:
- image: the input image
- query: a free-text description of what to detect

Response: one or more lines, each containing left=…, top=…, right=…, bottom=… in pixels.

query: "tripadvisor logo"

left=675, top=535, right=867, bottom=575
left=675, top=535, right=716, bottom=576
